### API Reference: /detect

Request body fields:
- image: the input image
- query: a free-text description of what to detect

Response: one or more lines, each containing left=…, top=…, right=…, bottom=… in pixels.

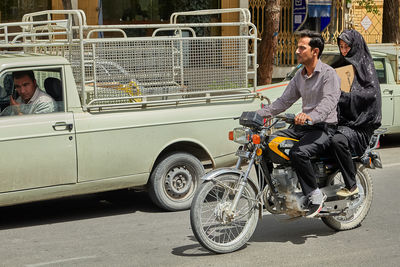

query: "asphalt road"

left=1, top=134, right=400, bottom=267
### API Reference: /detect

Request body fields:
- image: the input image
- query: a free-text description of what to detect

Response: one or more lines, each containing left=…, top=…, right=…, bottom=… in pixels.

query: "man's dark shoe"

left=305, top=193, right=327, bottom=218
left=300, top=195, right=309, bottom=210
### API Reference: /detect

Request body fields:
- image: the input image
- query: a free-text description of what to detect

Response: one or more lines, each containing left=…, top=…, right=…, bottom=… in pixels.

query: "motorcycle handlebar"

left=274, top=113, right=313, bottom=126
left=304, top=119, right=313, bottom=126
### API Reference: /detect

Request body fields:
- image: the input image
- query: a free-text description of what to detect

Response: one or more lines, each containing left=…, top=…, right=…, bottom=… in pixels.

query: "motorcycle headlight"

left=230, top=127, right=251, bottom=144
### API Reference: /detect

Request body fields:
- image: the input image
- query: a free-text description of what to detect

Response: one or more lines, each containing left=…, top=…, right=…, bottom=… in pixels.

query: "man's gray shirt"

left=1, top=87, right=56, bottom=116
left=257, top=60, right=341, bottom=124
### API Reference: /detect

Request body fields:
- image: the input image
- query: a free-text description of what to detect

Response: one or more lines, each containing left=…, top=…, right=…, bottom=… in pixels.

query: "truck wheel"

left=148, top=152, right=205, bottom=211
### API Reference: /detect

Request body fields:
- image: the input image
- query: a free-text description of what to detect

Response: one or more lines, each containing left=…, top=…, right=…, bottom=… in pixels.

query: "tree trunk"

left=257, top=0, right=281, bottom=85
left=62, top=0, right=72, bottom=10
left=382, top=0, right=400, bottom=43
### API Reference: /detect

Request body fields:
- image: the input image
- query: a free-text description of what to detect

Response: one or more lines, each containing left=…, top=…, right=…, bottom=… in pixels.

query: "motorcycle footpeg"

left=321, top=199, right=349, bottom=213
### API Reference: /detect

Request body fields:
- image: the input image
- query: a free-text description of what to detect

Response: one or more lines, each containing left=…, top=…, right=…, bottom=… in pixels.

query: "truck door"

left=0, top=68, right=77, bottom=193
left=375, top=58, right=395, bottom=126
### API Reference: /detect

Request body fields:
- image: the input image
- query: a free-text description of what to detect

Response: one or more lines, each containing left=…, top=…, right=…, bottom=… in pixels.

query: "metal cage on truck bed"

left=0, top=8, right=258, bottom=111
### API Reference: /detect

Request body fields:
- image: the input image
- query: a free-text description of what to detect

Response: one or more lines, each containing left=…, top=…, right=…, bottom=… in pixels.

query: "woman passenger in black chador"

left=331, top=29, right=382, bottom=197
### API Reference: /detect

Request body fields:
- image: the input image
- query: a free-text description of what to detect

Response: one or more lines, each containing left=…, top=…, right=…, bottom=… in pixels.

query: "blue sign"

left=293, top=0, right=308, bottom=32
left=308, top=0, right=332, bottom=31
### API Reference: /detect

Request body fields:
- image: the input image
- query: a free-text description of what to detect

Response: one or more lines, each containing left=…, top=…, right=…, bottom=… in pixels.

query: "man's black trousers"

left=276, top=124, right=335, bottom=196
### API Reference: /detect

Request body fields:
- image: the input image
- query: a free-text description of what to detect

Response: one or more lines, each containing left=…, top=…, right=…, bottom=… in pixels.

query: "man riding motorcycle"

left=257, top=29, right=341, bottom=218
left=190, top=31, right=384, bottom=255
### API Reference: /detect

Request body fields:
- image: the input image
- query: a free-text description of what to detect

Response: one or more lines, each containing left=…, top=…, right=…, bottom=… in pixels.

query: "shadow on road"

left=173, top=214, right=336, bottom=256
left=250, top=214, right=336, bottom=244
left=171, top=235, right=250, bottom=256
left=172, top=243, right=211, bottom=257
left=0, top=189, right=163, bottom=230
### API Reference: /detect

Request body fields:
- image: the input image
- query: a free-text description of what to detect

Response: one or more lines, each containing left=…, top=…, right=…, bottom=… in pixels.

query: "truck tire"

left=148, top=152, right=205, bottom=211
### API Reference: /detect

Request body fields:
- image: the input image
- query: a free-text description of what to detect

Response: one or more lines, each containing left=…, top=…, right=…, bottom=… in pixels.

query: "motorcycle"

left=190, top=111, right=385, bottom=254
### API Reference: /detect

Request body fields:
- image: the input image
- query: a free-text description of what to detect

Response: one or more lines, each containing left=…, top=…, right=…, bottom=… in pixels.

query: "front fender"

left=202, top=167, right=262, bottom=216
left=202, top=167, right=260, bottom=194
left=202, top=168, right=244, bottom=181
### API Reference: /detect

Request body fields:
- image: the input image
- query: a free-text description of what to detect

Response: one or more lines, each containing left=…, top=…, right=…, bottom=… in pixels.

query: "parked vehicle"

left=256, top=45, right=400, bottom=134
left=190, top=112, right=385, bottom=253
left=0, top=9, right=267, bottom=211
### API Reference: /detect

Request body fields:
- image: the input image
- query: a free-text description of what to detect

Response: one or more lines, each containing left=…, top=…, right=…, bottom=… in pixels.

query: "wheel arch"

left=150, top=139, right=215, bottom=174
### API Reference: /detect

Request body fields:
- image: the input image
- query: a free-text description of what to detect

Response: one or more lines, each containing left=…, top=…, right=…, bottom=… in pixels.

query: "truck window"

left=373, top=59, right=386, bottom=84
left=0, top=73, right=13, bottom=111
left=34, top=69, right=64, bottom=112
left=0, top=69, right=64, bottom=116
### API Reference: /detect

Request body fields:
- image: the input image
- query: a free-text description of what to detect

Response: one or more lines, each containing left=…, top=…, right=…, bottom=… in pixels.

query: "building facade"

left=0, top=0, right=387, bottom=70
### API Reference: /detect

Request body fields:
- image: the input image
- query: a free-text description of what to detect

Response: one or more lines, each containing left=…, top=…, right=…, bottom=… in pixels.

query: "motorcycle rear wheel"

left=322, top=164, right=373, bottom=231
left=190, top=174, right=259, bottom=254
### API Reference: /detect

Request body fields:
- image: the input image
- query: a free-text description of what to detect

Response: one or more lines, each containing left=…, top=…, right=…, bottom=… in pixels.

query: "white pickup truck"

left=0, top=9, right=266, bottom=211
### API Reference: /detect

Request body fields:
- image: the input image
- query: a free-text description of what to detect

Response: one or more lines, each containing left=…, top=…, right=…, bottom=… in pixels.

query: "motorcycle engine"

left=271, top=166, right=305, bottom=214
left=272, top=166, right=298, bottom=192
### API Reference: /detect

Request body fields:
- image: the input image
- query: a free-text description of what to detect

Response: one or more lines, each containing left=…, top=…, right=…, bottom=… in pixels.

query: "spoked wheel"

left=190, top=174, right=259, bottom=254
left=322, top=164, right=373, bottom=231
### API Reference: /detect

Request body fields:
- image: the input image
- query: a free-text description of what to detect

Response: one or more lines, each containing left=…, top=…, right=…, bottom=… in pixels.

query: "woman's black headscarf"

left=335, top=29, right=382, bottom=155
left=336, top=29, right=382, bottom=129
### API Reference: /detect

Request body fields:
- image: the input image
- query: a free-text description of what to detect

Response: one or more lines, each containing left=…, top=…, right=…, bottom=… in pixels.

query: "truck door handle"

left=52, top=122, right=73, bottom=131
left=383, top=89, right=393, bottom=95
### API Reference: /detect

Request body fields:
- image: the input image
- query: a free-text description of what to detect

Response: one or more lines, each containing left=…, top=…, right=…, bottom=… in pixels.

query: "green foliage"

left=176, top=0, right=211, bottom=12
left=347, top=0, right=380, bottom=15
left=175, top=0, right=211, bottom=22
left=174, top=0, right=215, bottom=36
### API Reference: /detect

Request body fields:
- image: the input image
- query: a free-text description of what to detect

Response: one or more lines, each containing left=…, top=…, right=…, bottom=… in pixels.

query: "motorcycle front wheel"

left=322, top=164, right=373, bottom=231
left=190, top=174, right=259, bottom=254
